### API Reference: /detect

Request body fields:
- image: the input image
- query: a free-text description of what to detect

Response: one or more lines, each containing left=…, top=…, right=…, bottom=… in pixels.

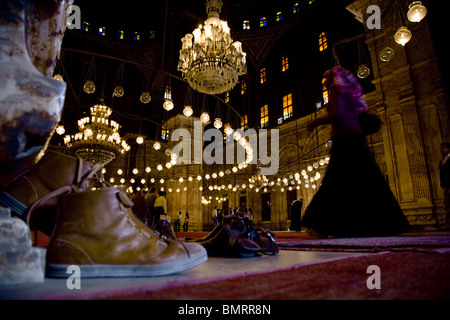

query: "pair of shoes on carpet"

left=186, top=215, right=279, bottom=258
left=1, top=150, right=207, bottom=278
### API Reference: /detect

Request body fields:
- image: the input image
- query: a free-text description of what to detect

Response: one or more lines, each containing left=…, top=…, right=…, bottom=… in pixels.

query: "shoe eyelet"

left=126, top=218, right=136, bottom=229
left=140, top=230, right=151, bottom=239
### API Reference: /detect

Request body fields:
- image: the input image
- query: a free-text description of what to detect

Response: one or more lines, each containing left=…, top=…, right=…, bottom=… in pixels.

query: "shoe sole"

left=46, top=248, right=208, bottom=278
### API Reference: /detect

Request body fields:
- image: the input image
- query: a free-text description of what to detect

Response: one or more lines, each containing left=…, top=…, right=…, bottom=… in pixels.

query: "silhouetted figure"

left=301, top=66, right=411, bottom=238
left=290, top=197, right=303, bottom=231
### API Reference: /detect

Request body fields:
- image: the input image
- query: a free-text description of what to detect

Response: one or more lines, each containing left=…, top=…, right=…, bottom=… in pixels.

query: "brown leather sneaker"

left=0, top=150, right=95, bottom=235
left=45, top=186, right=207, bottom=277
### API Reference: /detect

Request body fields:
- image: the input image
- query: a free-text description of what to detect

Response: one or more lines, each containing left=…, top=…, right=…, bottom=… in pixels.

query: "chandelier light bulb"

left=140, top=91, right=151, bottom=103
left=53, top=74, right=64, bottom=81
left=394, top=26, right=412, bottom=46
left=83, top=80, right=96, bottom=94
left=56, top=125, right=65, bottom=135
left=163, top=99, right=174, bottom=111
left=224, top=124, right=233, bottom=135
left=200, top=112, right=210, bottom=123
left=214, top=118, right=222, bottom=129
left=407, top=1, right=427, bottom=22
left=153, top=141, right=161, bottom=150
left=136, top=136, right=144, bottom=144
left=183, top=105, right=193, bottom=117
left=84, top=128, right=93, bottom=137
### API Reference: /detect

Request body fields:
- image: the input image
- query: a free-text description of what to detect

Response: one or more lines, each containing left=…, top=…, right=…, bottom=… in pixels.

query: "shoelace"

left=26, top=163, right=103, bottom=225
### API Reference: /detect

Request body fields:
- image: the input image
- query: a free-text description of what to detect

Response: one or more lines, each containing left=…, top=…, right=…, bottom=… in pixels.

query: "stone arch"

left=278, top=143, right=303, bottom=168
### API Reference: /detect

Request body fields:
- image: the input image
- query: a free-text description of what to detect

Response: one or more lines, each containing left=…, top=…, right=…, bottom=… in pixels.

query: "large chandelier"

left=64, top=100, right=130, bottom=165
left=177, top=0, right=247, bottom=94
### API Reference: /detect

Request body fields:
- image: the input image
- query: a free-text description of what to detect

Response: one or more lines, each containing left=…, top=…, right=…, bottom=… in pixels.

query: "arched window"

left=283, top=94, right=293, bottom=120
left=260, top=68, right=267, bottom=84
left=276, top=12, right=283, bottom=22
left=82, top=21, right=89, bottom=32
left=282, top=55, right=289, bottom=72
left=319, top=32, right=328, bottom=51
left=260, top=17, right=267, bottom=27
left=241, top=81, right=247, bottom=95
left=261, top=105, right=269, bottom=128
left=241, top=115, right=248, bottom=131
left=322, top=77, right=328, bottom=105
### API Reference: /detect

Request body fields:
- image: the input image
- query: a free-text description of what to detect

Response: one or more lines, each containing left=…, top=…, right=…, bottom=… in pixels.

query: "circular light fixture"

left=200, top=112, right=210, bottom=123
left=407, top=1, right=427, bottom=22
left=113, top=86, right=124, bottom=97
left=136, top=136, right=144, bottom=144
left=183, top=105, right=193, bottom=117
left=224, top=124, right=233, bottom=135
left=394, top=26, right=412, bottom=46
left=140, top=91, right=151, bottom=103
left=56, top=125, right=65, bottom=135
left=380, top=47, right=395, bottom=62
left=163, top=99, right=174, bottom=111
left=214, top=118, right=222, bottom=129
left=83, top=80, right=96, bottom=94
left=153, top=142, right=161, bottom=150
left=357, top=64, right=370, bottom=79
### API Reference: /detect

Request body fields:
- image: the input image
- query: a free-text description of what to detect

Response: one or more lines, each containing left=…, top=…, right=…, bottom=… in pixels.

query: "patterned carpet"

left=95, top=230, right=450, bottom=300
left=27, top=230, right=450, bottom=300
left=98, top=251, right=450, bottom=300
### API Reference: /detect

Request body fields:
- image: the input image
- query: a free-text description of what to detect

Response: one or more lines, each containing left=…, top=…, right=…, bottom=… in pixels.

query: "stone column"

left=347, top=0, right=448, bottom=227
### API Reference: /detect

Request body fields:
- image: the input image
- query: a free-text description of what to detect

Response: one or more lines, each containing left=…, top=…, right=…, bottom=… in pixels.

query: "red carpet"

left=93, top=231, right=450, bottom=300
left=30, top=230, right=450, bottom=300
left=97, top=250, right=450, bottom=300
